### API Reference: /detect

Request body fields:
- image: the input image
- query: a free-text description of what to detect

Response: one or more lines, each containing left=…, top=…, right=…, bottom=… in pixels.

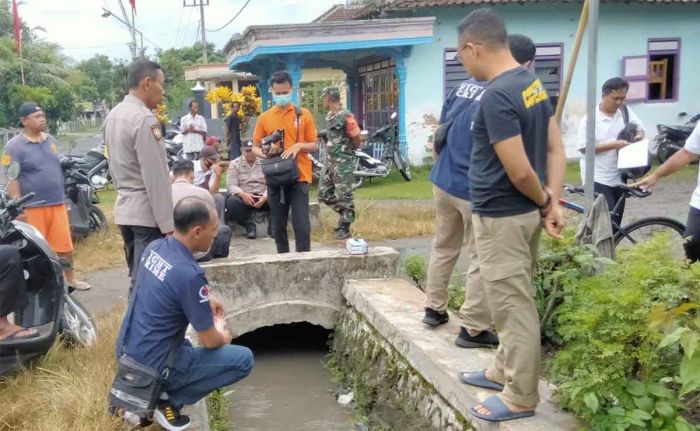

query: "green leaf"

left=679, top=354, right=700, bottom=396
left=608, top=407, right=626, bottom=417
left=626, top=380, right=647, bottom=396
left=583, top=392, right=599, bottom=413
left=630, top=409, right=653, bottom=421
left=655, top=401, right=675, bottom=418
left=634, top=396, right=654, bottom=412
left=659, top=327, right=688, bottom=349
left=679, top=330, right=699, bottom=360
left=648, top=382, right=673, bottom=398
left=673, top=417, right=696, bottom=431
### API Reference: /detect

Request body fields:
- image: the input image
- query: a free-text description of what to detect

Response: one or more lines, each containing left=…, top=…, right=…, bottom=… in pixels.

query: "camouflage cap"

left=322, top=86, right=341, bottom=98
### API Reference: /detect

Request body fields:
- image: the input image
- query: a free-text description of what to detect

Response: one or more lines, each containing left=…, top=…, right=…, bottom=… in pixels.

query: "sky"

left=17, top=0, right=339, bottom=63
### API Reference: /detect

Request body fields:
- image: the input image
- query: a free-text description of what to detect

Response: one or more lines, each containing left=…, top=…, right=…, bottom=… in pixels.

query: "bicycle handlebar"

left=562, top=184, right=652, bottom=199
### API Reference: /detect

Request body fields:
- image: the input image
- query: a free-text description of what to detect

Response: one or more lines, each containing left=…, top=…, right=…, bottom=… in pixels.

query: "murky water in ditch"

left=227, top=324, right=355, bottom=431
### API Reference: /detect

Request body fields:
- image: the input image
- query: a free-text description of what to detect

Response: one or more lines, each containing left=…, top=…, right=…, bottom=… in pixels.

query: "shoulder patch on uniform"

left=199, top=284, right=210, bottom=303
left=1, top=154, right=11, bottom=167
left=151, top=124, right=163, bottom=141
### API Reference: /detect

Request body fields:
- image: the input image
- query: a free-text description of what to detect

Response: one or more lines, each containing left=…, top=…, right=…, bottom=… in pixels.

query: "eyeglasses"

left=455, top=41, right=482, bottom=64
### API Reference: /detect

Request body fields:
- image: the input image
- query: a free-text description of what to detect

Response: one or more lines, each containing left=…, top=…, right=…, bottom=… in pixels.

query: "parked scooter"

left=66, top=142, right=111, bottom=191
left=61, top=157, right=108, bottom=240
left=0, top=162, right=97, bottom=377
left=314, top=112, right=411, bottom=189
left=654, top=112, right=700, bottom=164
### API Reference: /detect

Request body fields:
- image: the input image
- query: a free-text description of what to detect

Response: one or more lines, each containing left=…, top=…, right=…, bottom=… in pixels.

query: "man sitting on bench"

left=226, top=141, right=270, bottom=239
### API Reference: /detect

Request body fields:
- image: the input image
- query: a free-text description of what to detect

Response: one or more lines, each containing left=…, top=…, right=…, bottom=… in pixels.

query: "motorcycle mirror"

left=6, top=161, right=20, bottom=182
left=391, top=112, right=398, bottom=121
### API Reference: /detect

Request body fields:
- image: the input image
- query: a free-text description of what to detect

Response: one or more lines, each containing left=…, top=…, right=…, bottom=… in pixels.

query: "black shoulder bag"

left=108, top=243, right=179, bottom=425
left=260, top=106, right=302, bottom=188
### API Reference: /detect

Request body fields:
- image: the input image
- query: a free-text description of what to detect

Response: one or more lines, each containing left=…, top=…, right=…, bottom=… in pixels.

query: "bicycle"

left=559, top=184, right=687, bottom=258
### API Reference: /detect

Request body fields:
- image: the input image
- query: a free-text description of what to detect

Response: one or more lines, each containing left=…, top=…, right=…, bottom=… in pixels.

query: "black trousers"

left=225, top=195, right=269, bottom=226
left=268, top=182, right=311, bottom=253
left=0, top=246, right=27, bottom=317
left=118, top=225, right=163, bottom=294
left=594, top=182, right=627, bottom=230
left=685, top=206, right=700, bottom=263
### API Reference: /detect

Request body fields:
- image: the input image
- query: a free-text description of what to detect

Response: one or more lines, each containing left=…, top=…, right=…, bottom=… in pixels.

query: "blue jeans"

left=163, top=344, right=254, bottom=406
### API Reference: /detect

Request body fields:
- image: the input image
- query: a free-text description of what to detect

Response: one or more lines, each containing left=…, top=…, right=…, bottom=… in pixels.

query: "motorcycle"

left=0, top=162, right=97, bottom=376
left=66, top=142, right=111, bottom=191
left=165, top=138, right=185, bottom=167
left=654, top=112, right=700, bottom=164
left=314, top=112, right=412, bottom=189
left=61, top=157, right=108, bottom=240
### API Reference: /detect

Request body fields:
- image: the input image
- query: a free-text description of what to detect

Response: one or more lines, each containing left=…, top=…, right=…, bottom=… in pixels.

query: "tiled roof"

left=313, top=4, right=375, bottom=23
left=382, top=0, right=699, bottom=7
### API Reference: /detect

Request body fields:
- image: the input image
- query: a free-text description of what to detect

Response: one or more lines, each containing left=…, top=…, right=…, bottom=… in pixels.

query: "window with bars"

left=443, top=44, right=563, bottom=106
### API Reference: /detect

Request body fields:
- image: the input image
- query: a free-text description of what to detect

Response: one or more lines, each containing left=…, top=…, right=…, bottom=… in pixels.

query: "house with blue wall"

left=224, top=0, right=700, bottom=163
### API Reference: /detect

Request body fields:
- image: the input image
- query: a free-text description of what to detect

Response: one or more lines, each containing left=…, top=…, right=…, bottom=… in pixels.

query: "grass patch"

left=72, top=188, right=124, bottom=275
left=0, top=309, right=125, bottom=431
left=313, top=200, right=435, bottom=243
left=351, top=165, right=433, bottom=200
left=206, top=389, right=231, bottom=431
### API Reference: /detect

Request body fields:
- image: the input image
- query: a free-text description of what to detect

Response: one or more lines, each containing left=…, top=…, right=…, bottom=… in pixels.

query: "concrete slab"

left=343, top=278, right=581, bottom=431
left=203, top=247, right=400, bottom=338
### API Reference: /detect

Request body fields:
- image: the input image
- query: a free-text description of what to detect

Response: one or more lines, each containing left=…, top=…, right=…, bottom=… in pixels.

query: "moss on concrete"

left=331, top=307, right=472, bottom=431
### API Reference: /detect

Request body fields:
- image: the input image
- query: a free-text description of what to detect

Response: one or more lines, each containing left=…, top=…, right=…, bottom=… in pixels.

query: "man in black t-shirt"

left=454, top=9, right=567, bottom=423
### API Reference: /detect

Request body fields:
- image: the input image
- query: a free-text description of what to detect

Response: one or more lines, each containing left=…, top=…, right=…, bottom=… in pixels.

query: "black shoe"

left=422, top=308, right=449, bottom=327
left=455, top=327, right=499, bottom=348
left=245, top=221, right=257, bottom=240
left=335, top=222, right=351, bottom=240
left=154, top=402, right=191, bottom=431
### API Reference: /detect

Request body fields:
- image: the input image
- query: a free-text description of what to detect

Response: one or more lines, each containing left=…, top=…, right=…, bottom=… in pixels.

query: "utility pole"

left=116, top=0, right=138, bottom=59
left=183, top=0, right=210, bottom=64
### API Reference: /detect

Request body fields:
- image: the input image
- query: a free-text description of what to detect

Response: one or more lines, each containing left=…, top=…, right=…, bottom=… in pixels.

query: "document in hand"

left=617, top=139, right=650, bottom=169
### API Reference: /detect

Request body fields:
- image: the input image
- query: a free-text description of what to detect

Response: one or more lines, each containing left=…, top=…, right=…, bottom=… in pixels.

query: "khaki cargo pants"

left=425, top=187, right=491, bottom=335
left=473, top=210, right=542, bottom=409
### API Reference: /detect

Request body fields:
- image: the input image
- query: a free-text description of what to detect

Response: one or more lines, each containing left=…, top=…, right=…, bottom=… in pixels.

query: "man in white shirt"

left=180, top=101, right=207, bottom=160
left=194, top=146, right=228, bottom=222
left=633, top=123, right=700, bottom=262
left=577, top=77, right=645, bottom=228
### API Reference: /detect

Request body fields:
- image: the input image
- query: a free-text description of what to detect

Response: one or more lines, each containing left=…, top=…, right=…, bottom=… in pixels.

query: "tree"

left=77, top=55, right=116, bottom=106
left=157, top=42, right=224, bottom=117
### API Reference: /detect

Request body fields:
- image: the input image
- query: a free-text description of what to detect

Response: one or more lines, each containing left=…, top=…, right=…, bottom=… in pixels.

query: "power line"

left=206, top=0, right=252, bottom=32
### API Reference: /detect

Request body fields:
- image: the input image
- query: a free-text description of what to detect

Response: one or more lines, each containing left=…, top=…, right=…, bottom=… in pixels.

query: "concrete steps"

left=343, top=277, right=581, bottom=431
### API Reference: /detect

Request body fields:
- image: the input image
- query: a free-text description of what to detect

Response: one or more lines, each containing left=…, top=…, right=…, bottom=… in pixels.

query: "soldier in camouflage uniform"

left=319, top=87, right=362, bottom=239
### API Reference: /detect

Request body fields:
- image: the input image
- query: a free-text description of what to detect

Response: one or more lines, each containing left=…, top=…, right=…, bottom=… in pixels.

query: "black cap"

left=199, top=145, right=221, bottom=161
left=242, top=140, right=253, bottom=151
left=18, top=102, right=43, bottom=118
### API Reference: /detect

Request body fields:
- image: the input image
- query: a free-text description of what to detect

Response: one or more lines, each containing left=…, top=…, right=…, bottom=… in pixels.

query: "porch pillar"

left=286, top=58, right=303, bottom=105
left=346, top=74, right=357, bottom=113
left=393, top=56, right=408, bottom=156
left=257, top=69, right=271, bottom=111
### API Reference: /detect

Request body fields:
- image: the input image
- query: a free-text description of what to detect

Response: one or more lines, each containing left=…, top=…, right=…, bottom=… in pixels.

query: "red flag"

left=12, top=0, right=21, bottom=54
left=129, top=0, right=136, bottom=14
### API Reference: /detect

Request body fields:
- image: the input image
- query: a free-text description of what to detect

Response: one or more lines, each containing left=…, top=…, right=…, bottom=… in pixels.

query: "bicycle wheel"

left=614, top=217, right=687, bottom=259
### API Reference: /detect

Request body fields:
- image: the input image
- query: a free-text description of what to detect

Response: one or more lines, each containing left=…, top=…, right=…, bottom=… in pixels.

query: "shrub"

left=403, top=255, right=427, bottom=289
left=550, top=234, right=699, bottom=430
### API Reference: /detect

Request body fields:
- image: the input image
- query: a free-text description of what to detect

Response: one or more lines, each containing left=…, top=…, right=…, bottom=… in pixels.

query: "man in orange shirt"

left=253, top=71, right=318, bottom=253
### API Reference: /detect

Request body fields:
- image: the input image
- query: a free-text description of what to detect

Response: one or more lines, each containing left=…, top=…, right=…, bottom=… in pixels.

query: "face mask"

left=273, top=93, right=293, bottom=107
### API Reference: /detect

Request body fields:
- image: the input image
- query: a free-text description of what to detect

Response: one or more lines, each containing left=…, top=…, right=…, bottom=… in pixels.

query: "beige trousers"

left=425, top=187, right=491, bottom=335
left=472, top=210, right=542, bottom=408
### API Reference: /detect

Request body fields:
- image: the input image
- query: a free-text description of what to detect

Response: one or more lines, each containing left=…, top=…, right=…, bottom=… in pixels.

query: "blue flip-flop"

left=470, top=395, right=535, bottom=422
left=458, top=370, right=505, bottom=391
